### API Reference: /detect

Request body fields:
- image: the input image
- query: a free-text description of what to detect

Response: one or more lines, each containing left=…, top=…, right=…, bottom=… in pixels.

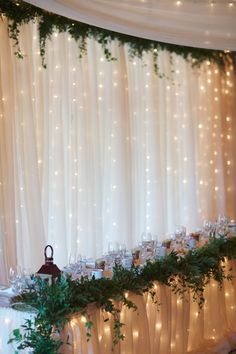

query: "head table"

left=1, top=260, right=236, bottom=354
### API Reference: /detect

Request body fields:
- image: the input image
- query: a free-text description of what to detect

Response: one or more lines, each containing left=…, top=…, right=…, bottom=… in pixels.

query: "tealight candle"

left=91, top=269, right=103, bottom=279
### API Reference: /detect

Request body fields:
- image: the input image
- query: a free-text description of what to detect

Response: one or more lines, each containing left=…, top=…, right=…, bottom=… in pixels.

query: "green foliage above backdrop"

left=0, top=0, right=235, bottom=72
left=8, top=236, right=236, bottom=354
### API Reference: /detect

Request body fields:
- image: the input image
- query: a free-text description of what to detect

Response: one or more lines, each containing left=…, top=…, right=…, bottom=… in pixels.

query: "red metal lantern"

left=37, top=245, right=61, bottom=284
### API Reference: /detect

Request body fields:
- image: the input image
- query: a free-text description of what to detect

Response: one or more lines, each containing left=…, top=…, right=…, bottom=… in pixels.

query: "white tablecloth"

left=0, top=307, right=33, bottom=354
left=1, top=260, right=236, bottom=354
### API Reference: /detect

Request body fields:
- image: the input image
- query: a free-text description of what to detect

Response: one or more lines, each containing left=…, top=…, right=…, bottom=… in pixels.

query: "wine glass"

left=8, top=267, right=16, bottom=287
left=218, top=214, right=228, bottom=225
left=141, top=232, right=152, bottom=242
left=118, top=243, right=126, bottom=257
left=108, top=242, right=118, bottom=255
left=8, top=267, right=23, bottom=293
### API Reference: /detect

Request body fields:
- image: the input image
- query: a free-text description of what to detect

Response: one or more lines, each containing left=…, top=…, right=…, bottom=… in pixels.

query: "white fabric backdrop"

left=0, top=19, right=235, bottom=278
left=24, top=0, right=236, bottom=50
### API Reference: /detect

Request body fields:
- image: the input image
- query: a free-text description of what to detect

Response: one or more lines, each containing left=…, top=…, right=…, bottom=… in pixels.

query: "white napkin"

left=0, top=287, right=14, bottom=297
left=0, top=287, right=15, bottom=307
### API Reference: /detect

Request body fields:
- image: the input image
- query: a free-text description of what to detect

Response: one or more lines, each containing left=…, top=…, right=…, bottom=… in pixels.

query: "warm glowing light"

left=4, top=317, right=11, bottom=325
left=80, top=316, right=86, bottom=323
left=70, top=319, right=77, bottom=327
left=104, top=326, right=110, bottom=334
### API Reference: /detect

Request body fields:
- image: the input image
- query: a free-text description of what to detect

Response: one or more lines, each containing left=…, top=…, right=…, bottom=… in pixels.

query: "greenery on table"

left=0, top=0, right=235, bottom=74
left=8, top=236, right=236, bottom=354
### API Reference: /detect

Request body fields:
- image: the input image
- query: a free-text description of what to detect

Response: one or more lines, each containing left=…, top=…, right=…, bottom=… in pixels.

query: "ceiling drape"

left=24, top=0, right=236, bottom=50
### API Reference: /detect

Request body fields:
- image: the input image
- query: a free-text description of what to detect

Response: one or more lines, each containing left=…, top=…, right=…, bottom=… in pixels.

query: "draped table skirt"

left=1, top=260, right=236, bottom=354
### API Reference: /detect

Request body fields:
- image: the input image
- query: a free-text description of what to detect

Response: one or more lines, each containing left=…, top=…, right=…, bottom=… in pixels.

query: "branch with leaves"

left=0, top=0, right=235, bottom=73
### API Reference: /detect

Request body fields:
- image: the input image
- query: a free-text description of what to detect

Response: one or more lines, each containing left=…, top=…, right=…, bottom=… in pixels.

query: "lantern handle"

left=44, top=245, right=54, bottom=263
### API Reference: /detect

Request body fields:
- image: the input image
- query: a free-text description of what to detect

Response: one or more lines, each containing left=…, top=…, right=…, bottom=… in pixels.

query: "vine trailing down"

left=0, top=0, right=235, bottom=73
left=8, top=236, right=236, bottom=354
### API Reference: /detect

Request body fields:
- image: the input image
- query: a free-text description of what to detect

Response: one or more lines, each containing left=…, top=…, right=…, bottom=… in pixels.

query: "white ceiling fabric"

left=24, top=0, right=236, bottom=50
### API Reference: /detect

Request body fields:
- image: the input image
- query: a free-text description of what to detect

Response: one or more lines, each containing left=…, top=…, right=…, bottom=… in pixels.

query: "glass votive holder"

left=121, top=257, right=133, bottom=269
left=187, top=237, right=196, bottom=250
left=155, top=246, right=167, bottom=259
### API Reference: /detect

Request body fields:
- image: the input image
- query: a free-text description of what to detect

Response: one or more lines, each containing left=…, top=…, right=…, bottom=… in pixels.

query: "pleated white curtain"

left=0, top=19, right=235, bottom=279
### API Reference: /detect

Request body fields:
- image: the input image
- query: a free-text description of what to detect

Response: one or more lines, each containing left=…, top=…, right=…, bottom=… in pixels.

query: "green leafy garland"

left=0, top=0, right=235, bottom=72
left=8, top=236, right=236, bottom=354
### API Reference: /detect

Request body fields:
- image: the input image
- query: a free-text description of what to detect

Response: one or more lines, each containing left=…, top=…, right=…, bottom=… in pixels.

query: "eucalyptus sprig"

left=0, top=0, right=234, bottom=73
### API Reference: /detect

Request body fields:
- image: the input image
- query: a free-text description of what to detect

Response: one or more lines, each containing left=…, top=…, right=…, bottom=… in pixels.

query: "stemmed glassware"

left=216, top=214, right=228, bottom=237
left=64, top=251, right=86, bottom=279
left=139, top=232, right=155, bottom=263
left=8, top=266, right=31, bottom=293
left=174, top=226, right=186, bottom=251
left=203, top=220, right=214, bottom=238
left=8, top=267, right=16, bottom=287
